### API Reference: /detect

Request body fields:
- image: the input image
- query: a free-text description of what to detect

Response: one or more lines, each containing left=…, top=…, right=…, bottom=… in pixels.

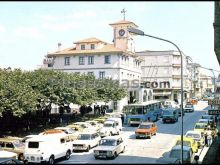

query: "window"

left=5, top=143, right=14, bottom=148
left=104, top=55, right=111, bottom=64
left=60, top=138, right=65, bottom=144
left=99, top=71, right=105, bottom=79
left=88, top=56, right=94, bottom=64
left=28, top=142, right=39, bottom=148
left=88, top=72, right=94, bottom=76
left=91, top=44, right=95, bottom=50
left=79, top=56, right=85, bottom=65
left=64, top=57, right=70, bottom=65
left=81, top=44, right=85, bottom=50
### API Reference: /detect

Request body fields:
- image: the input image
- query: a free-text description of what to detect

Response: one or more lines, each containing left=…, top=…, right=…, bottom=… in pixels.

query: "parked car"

left=72, top=132, right=101, bottom=152
left=99, top=120, right=120, bottom=137
left=24, top=134, right=73, bottom=164
left=162, top=108, right=179, bottom=123
left=93, top=117, right=108, bottom=124
left=93, top=136, right=126, bottom=160
left=185, top=130, right=204, bottom=149
left=0, top=158, right=23, bottom=164
left=135, top=122, right=157, bottom=139
left=0, top=138, right=24, bottom=161
left=54, top=127, right=79, bottom=140
left=184, top=104, right=194, bottom=113
left=194, top=123, right=208, bottom=134
left=39, top=129, right=65, bottom=135
left=85, top=121, right=103, bottom=131
left=201, top=115, right=216, bottom=124
left=175, top=136, right=199, bottom=153
left=157, top=145, right=196, bottom=164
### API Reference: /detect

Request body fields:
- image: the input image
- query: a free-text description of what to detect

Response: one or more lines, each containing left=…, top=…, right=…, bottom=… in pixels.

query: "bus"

left=122, top=100, right=164, bottom=126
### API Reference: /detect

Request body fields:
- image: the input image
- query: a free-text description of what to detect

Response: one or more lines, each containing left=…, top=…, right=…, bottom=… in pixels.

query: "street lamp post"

left=128, top=27, right=184, bottom=164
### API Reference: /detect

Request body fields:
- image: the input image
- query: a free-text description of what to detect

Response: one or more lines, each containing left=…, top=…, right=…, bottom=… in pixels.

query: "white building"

left=136, top=50, right=191, bottom=102
left=42, top=20, right=144, bottom=111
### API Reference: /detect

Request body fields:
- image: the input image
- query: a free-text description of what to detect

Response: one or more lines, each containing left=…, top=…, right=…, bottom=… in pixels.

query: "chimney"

left=58, top=43, right=62, bottom=51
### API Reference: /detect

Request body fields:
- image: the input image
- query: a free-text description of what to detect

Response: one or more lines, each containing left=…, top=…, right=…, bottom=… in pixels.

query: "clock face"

left=119, top=29, right=125, bottom=36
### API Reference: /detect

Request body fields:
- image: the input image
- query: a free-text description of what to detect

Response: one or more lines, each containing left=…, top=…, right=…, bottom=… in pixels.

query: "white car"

left=94, top=136, right=126, bottom=159
left=99, top=121, right=120, bottom=137
left=72, top=132, right=101, bottom=152
left=21, top=135, right=38, bottom=143
left=198, top=119, right=210, bottom=125
left=0, top=150, right=17, bottom=158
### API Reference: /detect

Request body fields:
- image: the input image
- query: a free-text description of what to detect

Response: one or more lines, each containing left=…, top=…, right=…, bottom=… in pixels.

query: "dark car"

left=162, top=108, right=179, bottom=123
left=0, top=158, right=23, bottom=164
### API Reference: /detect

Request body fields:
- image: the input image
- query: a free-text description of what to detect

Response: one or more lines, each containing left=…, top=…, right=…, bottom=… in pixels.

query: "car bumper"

left=73, top=146, right=87, bottom=151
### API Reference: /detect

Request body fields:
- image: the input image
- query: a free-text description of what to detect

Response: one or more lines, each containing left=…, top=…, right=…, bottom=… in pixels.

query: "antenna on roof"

left=121, top=8, right=127, bottom=20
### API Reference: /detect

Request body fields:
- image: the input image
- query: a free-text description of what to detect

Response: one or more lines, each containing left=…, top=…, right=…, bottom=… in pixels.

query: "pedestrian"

left=204, top=130, right=208, bottom=147
left=121, top=114, right=124, bottom=125
left=206, top=128, right=212, bottom=147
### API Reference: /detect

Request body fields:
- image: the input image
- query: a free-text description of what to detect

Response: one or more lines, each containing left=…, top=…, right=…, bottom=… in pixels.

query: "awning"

left=153, top=92, right=172, bottom=96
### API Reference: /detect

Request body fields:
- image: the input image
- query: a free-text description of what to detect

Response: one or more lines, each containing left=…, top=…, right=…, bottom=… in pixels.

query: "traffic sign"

left=208, top=110, right=220, bottom=115
left=208, top=99, right=220, bottom=105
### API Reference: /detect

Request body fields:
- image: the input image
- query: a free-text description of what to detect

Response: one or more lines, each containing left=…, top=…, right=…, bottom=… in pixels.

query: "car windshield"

left=195, top=124, right=206, bottom=129
left=185, top=105, right=193, bottom=108
left=186, top=133, right=200, bottom=139
left=202, top=115, right=213, bottom=120
left=163, top=111, right=173, bottom=115
left=99, top=139, right=117, bottom=146
left=104, top=123, right=113, bottom=127
left=199, top=120, right=208, bottom=124
left=170, top=150, right=189, bottom=160
left=138, top=124, right=151, bottom=129
left=77, top=134, right=91, bottom=140
left=176, top=141, right=191, bottom=147
left=13, top=140, right=24, bottom=148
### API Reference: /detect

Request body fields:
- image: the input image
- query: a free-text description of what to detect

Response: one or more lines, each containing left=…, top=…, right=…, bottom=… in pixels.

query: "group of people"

left=204, top=120, right=218, bottom=147
left=94, top=105, right=108, bottom=116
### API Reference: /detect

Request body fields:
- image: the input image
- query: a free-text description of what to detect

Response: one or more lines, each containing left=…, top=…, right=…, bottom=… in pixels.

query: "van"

left=24, top=134, right=73, bottom=164
left=106, top=117, right=122, bottom=131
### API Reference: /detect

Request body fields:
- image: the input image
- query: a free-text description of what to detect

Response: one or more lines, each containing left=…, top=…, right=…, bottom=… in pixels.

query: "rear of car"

left=184, top=104, right=194, bottom=113
left=162, top=109, right=178, bottom=123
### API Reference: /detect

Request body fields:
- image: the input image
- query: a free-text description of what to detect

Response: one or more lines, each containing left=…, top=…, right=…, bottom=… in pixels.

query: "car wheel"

left=94, top=156, right=98, bottom=160
left=112, top=152, right=117, bottom=159
left=149, top=134, right=152, bottom=139
left=65, top=150, right=71, bottom=160
left=110, top=132, right=112, bottom=136
left=48, top=156, right=55, bottom=164
left=18, top=154, right=24, bottom=161
left=86, top=145, right=90, bottom=152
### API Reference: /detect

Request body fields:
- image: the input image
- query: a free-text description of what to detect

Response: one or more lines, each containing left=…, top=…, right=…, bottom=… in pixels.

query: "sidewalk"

left=202, top=121, right=220, bottom=164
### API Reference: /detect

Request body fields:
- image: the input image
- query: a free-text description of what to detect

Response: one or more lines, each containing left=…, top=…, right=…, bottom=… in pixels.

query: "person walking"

left=206, top=127, right=212, bottom=147
left=204, top=131, right=208, bottom=147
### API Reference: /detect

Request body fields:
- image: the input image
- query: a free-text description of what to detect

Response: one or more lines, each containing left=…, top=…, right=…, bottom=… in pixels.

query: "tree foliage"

left=0, top=68, right=126, bottom=117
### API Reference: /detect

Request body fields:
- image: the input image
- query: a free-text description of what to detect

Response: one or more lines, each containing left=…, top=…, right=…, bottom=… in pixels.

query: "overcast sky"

left=0, top=1, right=219, bottom=76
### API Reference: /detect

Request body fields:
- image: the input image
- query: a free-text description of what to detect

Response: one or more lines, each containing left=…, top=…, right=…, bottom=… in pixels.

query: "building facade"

left=42, top=20, right=143, bottom=111
left=136, top=50, right=191, bottom=102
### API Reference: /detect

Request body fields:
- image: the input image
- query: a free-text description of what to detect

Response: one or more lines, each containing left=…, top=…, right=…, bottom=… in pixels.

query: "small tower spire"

left=121, top=8, right=127, bottom=20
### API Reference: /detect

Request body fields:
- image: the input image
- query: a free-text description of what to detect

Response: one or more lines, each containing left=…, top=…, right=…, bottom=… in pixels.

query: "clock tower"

left=109, top=20, right=138, bottom=53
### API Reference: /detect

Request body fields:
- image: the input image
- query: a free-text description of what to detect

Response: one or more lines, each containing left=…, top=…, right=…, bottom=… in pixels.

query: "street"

left=58, top=101, right=210, bottom=164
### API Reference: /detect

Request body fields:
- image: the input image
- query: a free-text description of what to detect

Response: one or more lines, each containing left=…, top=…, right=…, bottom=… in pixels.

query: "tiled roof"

left=109, top=20, right=138, bottom=27
left=47, top=43, right=143, bottom=61
left=74, top=37, right=106, bottom=44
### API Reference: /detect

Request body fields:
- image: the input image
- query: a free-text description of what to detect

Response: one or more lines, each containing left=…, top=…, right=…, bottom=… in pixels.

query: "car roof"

left=172, top=145, right=190, bottom=151
left=199, top=119, right=209, bottom=121
left=101, top=136, right=122, bottom=140
left=195, top=122, right=207, bottom=125
left=186, top=130, right=201, bottom=135
left=26, top=134, right=69, bottom=142
left=140, top=122, right=154, bottom=125
left=0, top=138, right=20, bottom=143
left=78, top=131, right=97, bottom=135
